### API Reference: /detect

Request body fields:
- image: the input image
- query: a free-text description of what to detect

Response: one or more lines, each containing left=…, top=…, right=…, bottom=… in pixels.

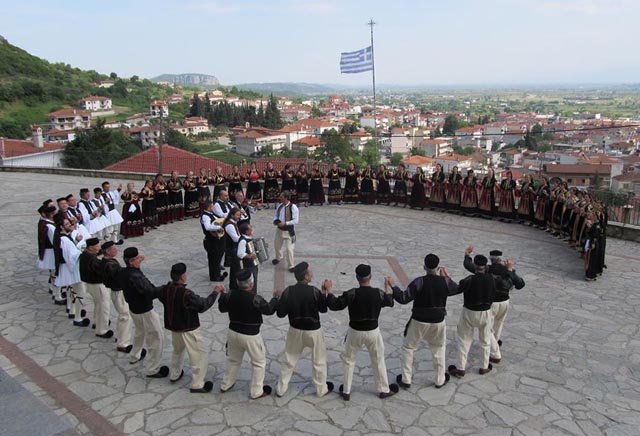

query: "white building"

left=79, top=96, right=113, bottom=111
left=419, top=138, right=452, bottom=158
left=235, top=128, right=287, bottom=156
left=150, top=100, right=169, bottom=118
left=171, top=117, right=210, bottom=136
left=48, top=109, right=91, bottom=131
left=0, top=129, right=65, bottom=168
left=390, top=127, right=411, bottom=155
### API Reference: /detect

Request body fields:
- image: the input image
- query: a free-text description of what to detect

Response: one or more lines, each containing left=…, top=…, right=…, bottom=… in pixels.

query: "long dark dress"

left=460, top=176, right=478, bottom=214
left=246, top=170, right=262, bottom=202
left=154, top=181, right=170, bottom=225
left=410, top=173, right=427, bottom=209
left=445, top=173, right=462, bottom=209
left=360, top=169, right=376, bottom=204
left=376, top=170, right=391, bottom=204
left=534, top=185, right=550, bottom=227
left=430, top=171, right=446, bottom=207
left=517, top=182, right=535, bottom=223
left=140, top=187, right=158, bottom=229
left=478, top=176, right=496, bottom=216
left=281, top=170, right=297, bottom=202
left=227, top=172, right=244, bottom=197
left=197, top=175, right=211, bottom=212
left=309, top=170, right=325, bottom=205
left=211, top=174, right=227, bottom=200
left=183, top=177, right=200, bottom=218
left=497, top=179, right=516, bottom=219
left=263, top=169, right=280, bottom=203
left=584, top=222, right=601, bottom=280
left=295, top=171, right=310, bottom=204
left=120, top=191, right=144, bottom=237
left=327, top=169, right=343, bottom=204
left=167, top=177, right=184, bottom=221
left=393, top=170, right=409, bottom=206
left=343, top=169, right=359, bottom=203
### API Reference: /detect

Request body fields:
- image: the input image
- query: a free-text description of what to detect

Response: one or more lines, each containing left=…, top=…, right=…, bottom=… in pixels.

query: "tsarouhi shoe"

left=338, top=384, right=350, bottom=401
left=489, top=357, right=501, bottom=364
left=190, top=381, right=213, bottom=393
left=73, top=318, right=90, bottom=327
left=170, top=370, right=184, bottom=383
left=379, top=383, right=399, bottom=399
left=147, top=366, right=170, bottom=378
left=448, top=365, right=466, bottom=378
left=435, top=373, right=450, bottom=389
left=396, top=374, right=410, bottom=389
left=117, top=345, right=133, bottom=354
left=129, top=348, right=147, bottom=364
left=251, top=385, right=272, bottom=399
left=479, top=364, right=493, bottom=375
left=96, top=330, right=114, bottom=339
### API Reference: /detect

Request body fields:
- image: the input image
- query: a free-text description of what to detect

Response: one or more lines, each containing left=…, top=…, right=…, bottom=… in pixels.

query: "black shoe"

left=73, top=318, right=90, bottom=327
left=54, top=299, right=67, bottom=306
left=251, top=385, right=272, bottom=399
left=448, top=365, right=466, bottom=378
left=130, top=348, right=147, bottom=364
left=479, top=364, right=493, bottom=375
left=66, top=307, right=70, bottom=314
left=190, top=381, right=214, bottom=393
left=489, top=357, right=501, bottom=364
left=396, top=374, right=411, bottom=389
left=170, top=370, right=184, bottom=383
left=147, top=365, right=170, bottom=378
left=435, top=373, right=450, bottom=389
left=68, top=314, right=74, bottom=319
left=498, top=339, right=502, bottom=347
left=117, top=345, right=133, bottom=354
left=379, top=384, right=399, bottom=399
left=96, top=330, right=114, bottom=339
left=272, top=259, right=280, bottom=265
left=61, top=291, right=67, bottom=299
left=338, top=384, right=350, bottom=401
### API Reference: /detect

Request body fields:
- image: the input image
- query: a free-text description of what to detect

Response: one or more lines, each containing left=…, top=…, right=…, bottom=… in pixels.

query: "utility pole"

left=367, top=18, right=377, bottom=142
left=158, top=102, right=165, bottom=174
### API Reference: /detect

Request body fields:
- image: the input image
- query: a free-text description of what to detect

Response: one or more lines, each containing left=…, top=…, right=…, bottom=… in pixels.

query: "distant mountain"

left=232, top=82, right=360, bottom=97
left=151, top=73, right=219, bottom=87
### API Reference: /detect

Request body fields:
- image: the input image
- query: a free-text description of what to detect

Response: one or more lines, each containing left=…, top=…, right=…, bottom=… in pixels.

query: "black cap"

left=171, top=262, right=187, bottom=277
left=489, top=250, right=503, bottom=257
left=473, top=255, right=488, bottom=266
left=355, top=264, right=371, bottom=278
left=43, top=205, right=56, bottom=215
left=123, top=247, right=139, bottom=260
left=101, top=241, right=116, bottom=250
left=424, top=254, right=440, bottom=269
left=86, top=238, right=100, bottom=247
left=236, top=268, right=253, bottom=282
left=293, top=261, right=309, bottom=277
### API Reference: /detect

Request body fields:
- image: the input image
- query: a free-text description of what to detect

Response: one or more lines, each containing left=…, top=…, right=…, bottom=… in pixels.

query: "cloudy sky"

left=2, top=0, right=638, bottom=85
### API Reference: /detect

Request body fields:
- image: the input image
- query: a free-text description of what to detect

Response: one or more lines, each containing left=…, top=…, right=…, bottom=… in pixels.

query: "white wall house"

left=150, top=100, right=169, bottom=118
left=79, top=96, right=113, bottom=111
left=235, top=128, right=287, bottom=156
left=48, top=109, right=92, bottom=131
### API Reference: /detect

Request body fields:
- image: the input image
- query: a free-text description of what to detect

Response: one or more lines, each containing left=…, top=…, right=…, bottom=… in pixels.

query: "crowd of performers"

left=37, top=190, right=531, bottom=400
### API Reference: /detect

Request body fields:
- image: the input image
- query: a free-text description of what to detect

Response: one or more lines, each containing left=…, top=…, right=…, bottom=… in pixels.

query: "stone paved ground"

left=1, top=171, right=639, bottom=436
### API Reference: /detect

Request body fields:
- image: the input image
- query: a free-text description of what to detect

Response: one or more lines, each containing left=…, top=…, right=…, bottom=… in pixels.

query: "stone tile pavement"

left=1, top=172, right=639, bottom=435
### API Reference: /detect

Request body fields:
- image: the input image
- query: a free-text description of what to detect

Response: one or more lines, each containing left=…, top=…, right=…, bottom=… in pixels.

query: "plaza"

left=1, top=171, right=639, bottom=436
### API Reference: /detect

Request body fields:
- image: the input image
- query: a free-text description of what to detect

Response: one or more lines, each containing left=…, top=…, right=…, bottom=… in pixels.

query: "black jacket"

left=276, top=282, right=327, bottom=330
left=327, top=286, right=393, bottom=331
left=392, top=274, right=458, bottom=323
left=119, top=267, right=160, bottom=314
left=218, top=290, right=278, bottom=335
left=158, top=282, right=217, bottom=332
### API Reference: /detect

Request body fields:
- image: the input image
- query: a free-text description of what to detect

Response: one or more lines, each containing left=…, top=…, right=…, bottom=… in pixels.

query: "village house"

left=78, top=96, right=112, bottom=111
left=48, top=109, right=91, bottom=131
left=150, top=100, right=169, bottom=118
left=235, top=128, right=287, bottom=156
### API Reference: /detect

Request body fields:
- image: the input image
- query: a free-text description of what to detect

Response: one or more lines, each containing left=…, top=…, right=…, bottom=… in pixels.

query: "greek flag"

left=340, top=46, right=373, bottom=74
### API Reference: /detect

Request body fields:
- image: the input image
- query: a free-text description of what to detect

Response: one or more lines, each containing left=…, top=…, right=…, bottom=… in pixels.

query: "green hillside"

left=0, top=36, right=174, bottom=138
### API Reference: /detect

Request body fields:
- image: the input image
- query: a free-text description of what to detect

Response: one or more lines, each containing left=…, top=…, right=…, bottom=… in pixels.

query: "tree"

left=453, top=145, right=476, bottom=155
left=361, top=139, right=381, bottom=166
left=165, top=128, right=194, bottom=151
left=442, top=115, right=459, bottom=135
left=390, top=152, right=404, bottom=166
left=264, top=93, right=283, bottom=129
left=256, top=103, right=265, bottom=127
left=311, top=105, right=322, bottom=118
left=130, top=75, right=139, bottom=83
left=524, top=129, right=538, bottom=151
left=64, top=119, right=140, bottom=169
left=531, top=123, right=543, bottom=138
left=320, top=128, right=352, bottom=163
left=410, top=147, right=426, bottom=157
left=109, top=72, right=118, bottom=79
left=256, top=144, right=274, bottom=157
left=190, top=93, right=204, bottom=117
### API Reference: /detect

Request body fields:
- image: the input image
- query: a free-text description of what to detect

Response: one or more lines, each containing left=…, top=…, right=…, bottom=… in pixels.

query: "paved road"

left=0, top=172, right=639, bottom=436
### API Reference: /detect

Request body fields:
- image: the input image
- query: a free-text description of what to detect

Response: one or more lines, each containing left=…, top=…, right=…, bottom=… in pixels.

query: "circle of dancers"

left=34, top=161, right=607, bottom=400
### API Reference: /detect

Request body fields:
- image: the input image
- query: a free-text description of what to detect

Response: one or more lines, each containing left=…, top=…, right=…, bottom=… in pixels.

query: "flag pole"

left=367, top=18, right=377, bottom=141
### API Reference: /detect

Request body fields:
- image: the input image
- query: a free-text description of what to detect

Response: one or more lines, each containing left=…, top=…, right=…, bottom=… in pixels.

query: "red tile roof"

left=105, top=144, right=232, bottom=175
left=543, top=164, right=611, bottom=175
left=49, top=109, right=91, bottom=118
left=0, top=137, right=64, bottom=158
left=292, top=136, right=323, bottom=147
left=613, top=171, right=640, bottom=182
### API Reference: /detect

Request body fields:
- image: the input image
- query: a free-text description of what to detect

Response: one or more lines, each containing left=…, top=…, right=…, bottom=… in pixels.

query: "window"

left=567, top=178, right=573, bottom=183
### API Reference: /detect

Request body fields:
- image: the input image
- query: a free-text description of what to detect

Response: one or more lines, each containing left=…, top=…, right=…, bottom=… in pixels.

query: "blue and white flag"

left=340, top=46, right=373, bottom=74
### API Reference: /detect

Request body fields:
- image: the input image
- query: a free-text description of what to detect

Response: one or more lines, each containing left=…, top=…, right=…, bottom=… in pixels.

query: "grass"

left=191, top=143, right=226, bottom=153
left=204, top=150, right=247, bottom=165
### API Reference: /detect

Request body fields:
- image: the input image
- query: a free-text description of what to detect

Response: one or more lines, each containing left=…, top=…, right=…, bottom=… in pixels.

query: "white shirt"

left=237, top=236, right=252, bottom=259
left=225, top=221, right=241, bottom=243
left=201, top=212, right=223, bottom=232
left=213, top=200, right=234, bottom=219
left=273, top=201, right=299, bottom=226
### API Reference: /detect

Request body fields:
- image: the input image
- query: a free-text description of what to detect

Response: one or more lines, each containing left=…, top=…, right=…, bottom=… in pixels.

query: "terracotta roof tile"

left=0, top=138, right=64, bottom=158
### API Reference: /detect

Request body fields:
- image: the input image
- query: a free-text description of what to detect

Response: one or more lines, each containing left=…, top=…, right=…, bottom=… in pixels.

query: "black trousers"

left=203, top=237, right=224, bottom=280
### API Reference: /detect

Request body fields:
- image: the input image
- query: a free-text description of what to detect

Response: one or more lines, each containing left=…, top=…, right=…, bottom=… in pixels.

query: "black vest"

left=159, top=282, right=200, bottom=332
left=79, top=252, right=102, bottom=284
left=102, top=192, right=115, bottom=211
left=225, top=289, right=264, bottom=335
left=411, top=275, right=450, bottom=324
left=201, top=211, right=216, bottom=239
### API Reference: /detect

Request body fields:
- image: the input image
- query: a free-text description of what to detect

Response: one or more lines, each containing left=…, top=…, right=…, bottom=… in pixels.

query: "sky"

left=1, top=0, right=639, bottom=86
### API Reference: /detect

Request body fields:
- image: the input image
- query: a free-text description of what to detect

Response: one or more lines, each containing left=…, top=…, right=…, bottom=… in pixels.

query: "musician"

left=200, top=201, right=227, bottom=282
left=183, top=171, right=200, bottom=218
left=272, top=191, right=299, bottom=273
left=119, top=247, right=168, bottom=378
left=388, top=254, right=458, bottom=390
left=227, top=165, right=244, bottom=198
left=327, top=264, right=398, bottom=400
left=213, top=190, right=234, bottom=219
left=327, top=163, right=343, bottom=205
left=275, top=262, right=334, bottom=397
left=231, top=190, right=252, bottom=227
left=153, top=174, right=170, bottom=225
left=219, top=269, right=281, bottom=399
left=157, top=263, right=223, bottom=393
left=393, top=164, right=409, bottom=207
left=237, top=224, right=259, bottom=289
left=223, top=207, right=242, bottom=290
left=211, top=166, right=227, bottom=201
left=167, top=170, right=185, bottom=222
left=448, top=254, right=496, bottom=378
